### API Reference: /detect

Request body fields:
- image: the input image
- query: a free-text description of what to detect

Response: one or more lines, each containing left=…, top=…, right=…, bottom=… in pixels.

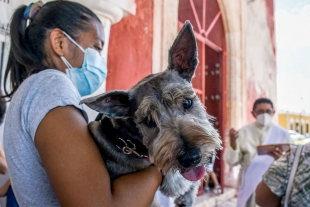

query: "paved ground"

left=216, top=197, right=237, bottom=207
left=194, top=187, right=237, bottom=207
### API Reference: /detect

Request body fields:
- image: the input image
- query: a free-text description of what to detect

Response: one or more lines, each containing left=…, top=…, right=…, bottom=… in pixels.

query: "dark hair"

left=0, top=91, right=6, bottom=124
left=253, top=98, right=274, bottom=111
left=4, top=1, right=101, bottom=99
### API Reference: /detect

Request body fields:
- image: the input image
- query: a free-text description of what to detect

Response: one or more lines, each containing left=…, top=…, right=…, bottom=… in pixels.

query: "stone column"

left=152, top=0, right=179, bottom=73
left=217, top=0, right=247, bottom=189
left=217, top=0, right=247, bottom=129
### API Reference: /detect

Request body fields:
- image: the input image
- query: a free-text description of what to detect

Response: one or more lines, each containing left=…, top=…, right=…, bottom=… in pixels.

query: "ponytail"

left=0, top=90, right=6, bottom=124
left=4, top=5, right=42, bottom=99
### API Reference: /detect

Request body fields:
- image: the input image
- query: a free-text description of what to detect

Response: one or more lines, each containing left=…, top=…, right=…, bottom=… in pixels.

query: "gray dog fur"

left=80, top=21, right=222, bottom=207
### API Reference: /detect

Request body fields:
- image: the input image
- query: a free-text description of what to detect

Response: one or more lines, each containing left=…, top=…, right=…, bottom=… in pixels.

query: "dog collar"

left=116, top=138, right=149, bottom=159
left=95, top=113, right=149, bottom=159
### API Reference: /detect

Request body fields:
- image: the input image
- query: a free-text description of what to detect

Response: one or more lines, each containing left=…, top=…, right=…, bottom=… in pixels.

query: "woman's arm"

left=0, top=147, right=7, bottom=174
left=255, top=181, right=281, bottom=207
left=35, top=106, right=162, bottom=207
left=0, top=180, right=11, bottom=197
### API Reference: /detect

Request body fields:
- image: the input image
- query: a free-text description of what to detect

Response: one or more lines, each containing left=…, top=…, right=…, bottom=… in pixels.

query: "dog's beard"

left=148, top=114, right=222, bottom=177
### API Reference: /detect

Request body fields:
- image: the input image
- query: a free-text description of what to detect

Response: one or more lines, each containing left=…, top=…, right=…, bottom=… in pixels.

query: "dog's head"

left=81, top=21, right=222, bottom=181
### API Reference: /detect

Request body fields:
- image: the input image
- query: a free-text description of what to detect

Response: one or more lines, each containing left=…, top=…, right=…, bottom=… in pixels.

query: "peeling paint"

left=106, top=0, right=154, bottom=91
left=246, top=0, right=276, bottom=122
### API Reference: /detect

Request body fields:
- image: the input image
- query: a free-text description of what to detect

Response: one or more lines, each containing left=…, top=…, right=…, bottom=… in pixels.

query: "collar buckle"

left=116, top=138, right=148, bottom=159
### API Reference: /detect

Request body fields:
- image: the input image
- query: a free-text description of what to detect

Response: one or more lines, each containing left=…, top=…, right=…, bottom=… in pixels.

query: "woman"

left=255, top=143, right=310, bottom=207
left=3, top=1, right=162, bottom=206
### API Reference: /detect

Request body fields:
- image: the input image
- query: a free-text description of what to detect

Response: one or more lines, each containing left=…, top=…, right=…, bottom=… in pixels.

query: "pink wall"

left=106, top=0, right=154, bottom=91
left=246, top=0, right=276, bottom=122
left=265, top=0, right=276, bottom=55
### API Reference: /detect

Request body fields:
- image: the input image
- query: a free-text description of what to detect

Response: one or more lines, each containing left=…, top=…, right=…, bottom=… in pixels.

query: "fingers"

left=267, top=151, right=279, bottom=160
left=274, top=146, right=283, bottom=156
left=268, top=146, right=285, bottom=160
left=229, top=128, right=239, bottom=150
left=229, top=128, right=239, bottom=140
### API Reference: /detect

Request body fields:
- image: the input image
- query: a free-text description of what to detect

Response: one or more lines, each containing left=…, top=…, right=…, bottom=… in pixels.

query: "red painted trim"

left=189, top=0, right=203, bottom=34
left=204, top=11, right=221, bottom=38
left=202, top=0, right=206, bottom=31
left=178, top=21, right=222, bottom=52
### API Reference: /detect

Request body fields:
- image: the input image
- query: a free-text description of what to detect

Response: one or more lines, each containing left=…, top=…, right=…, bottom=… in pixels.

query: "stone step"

left=194, top=187, right=236, bottom=207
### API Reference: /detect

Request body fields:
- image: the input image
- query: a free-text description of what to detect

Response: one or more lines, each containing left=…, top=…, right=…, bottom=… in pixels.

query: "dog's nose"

left=177, top=148, right=202, bottom=168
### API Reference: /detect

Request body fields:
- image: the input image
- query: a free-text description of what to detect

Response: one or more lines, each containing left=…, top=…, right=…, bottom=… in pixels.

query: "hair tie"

left=23, top=1, right=43, bottom=20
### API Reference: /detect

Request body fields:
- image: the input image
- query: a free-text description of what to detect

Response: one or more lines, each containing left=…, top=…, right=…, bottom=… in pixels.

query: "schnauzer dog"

left=80, top=21, right=222, bottom=207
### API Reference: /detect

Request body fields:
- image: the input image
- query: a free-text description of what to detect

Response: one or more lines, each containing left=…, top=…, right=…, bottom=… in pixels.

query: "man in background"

left=224, top=98, right=293, bottom=207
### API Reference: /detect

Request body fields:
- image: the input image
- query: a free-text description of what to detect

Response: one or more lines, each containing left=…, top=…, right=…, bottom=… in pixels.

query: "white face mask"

left=256, top=113, right=273, bottom=126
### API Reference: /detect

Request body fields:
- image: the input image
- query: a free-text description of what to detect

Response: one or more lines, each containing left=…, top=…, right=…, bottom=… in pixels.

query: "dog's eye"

left=183, top=99, right=193, bottom=110
left=144, top=118, right=157, bottom=128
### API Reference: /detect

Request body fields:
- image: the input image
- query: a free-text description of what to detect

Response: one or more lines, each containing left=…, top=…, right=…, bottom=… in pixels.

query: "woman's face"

left=64, top=21, right=105, bottom=68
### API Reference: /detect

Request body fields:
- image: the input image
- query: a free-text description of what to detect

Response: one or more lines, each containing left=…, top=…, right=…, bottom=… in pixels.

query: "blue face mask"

left=60, top=31, right=107, bottom=96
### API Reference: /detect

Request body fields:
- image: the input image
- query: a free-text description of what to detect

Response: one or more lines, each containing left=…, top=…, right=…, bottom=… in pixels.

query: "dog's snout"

left=177, top=148, right=202, bottom=168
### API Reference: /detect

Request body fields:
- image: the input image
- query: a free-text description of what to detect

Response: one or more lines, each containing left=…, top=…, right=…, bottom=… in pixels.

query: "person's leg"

left=210, top=171, right=220, bottom=186
left=203, top=174, right=210, bottom=192
left=209, top=172, right=221, bottom=194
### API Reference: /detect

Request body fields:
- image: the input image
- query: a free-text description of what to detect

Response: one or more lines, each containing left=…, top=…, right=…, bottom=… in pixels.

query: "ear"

left=49, top=28, right=66, bottom=56
left=251, top=111, right=257, bottom=119
left=80, top=91, right=131, bottom=119
left=168, top=21, right=198, bottom=82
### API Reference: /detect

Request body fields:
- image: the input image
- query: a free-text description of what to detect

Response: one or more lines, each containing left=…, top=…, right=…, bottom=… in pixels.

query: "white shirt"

left=224, top=122, right=293, bottom=185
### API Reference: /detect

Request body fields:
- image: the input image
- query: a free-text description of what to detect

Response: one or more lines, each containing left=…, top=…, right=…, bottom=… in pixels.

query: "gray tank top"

left=4, top=69, right=88, bottom=206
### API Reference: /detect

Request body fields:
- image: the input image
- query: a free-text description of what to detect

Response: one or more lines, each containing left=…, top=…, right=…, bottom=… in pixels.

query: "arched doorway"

left=178, top=0, right=227, bottom=194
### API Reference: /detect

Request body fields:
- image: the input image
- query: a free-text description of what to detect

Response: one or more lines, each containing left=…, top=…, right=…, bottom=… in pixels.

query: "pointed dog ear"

left=80, top=91, right=131, bottom=118
left=168, top=21, right=198, bottom=82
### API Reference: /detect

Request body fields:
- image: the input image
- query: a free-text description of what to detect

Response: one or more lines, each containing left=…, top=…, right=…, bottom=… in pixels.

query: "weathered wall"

left=246, top=0, right=276, bottom=122
left=218, top=0, right=276, bottom=188
left=216, top=0, right=247, bottom=189
left=217, top=0, right=247, bottom=130
left=106, top=0, right=154, bottom=90
left=152, top=0, right=179, bottom=74
left=218, top=0, right=276, bottom=126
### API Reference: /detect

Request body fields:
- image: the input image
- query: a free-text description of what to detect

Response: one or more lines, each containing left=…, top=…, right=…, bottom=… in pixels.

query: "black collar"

left=96, top=113, right=149, bottom=159
left=115, top=137, right=149, bottom=159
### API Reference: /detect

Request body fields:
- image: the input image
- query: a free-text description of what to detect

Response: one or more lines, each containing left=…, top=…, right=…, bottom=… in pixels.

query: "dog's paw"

left=174, top=196, right=193, bottom=207
left=174, top=181, right=200, bottom=207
